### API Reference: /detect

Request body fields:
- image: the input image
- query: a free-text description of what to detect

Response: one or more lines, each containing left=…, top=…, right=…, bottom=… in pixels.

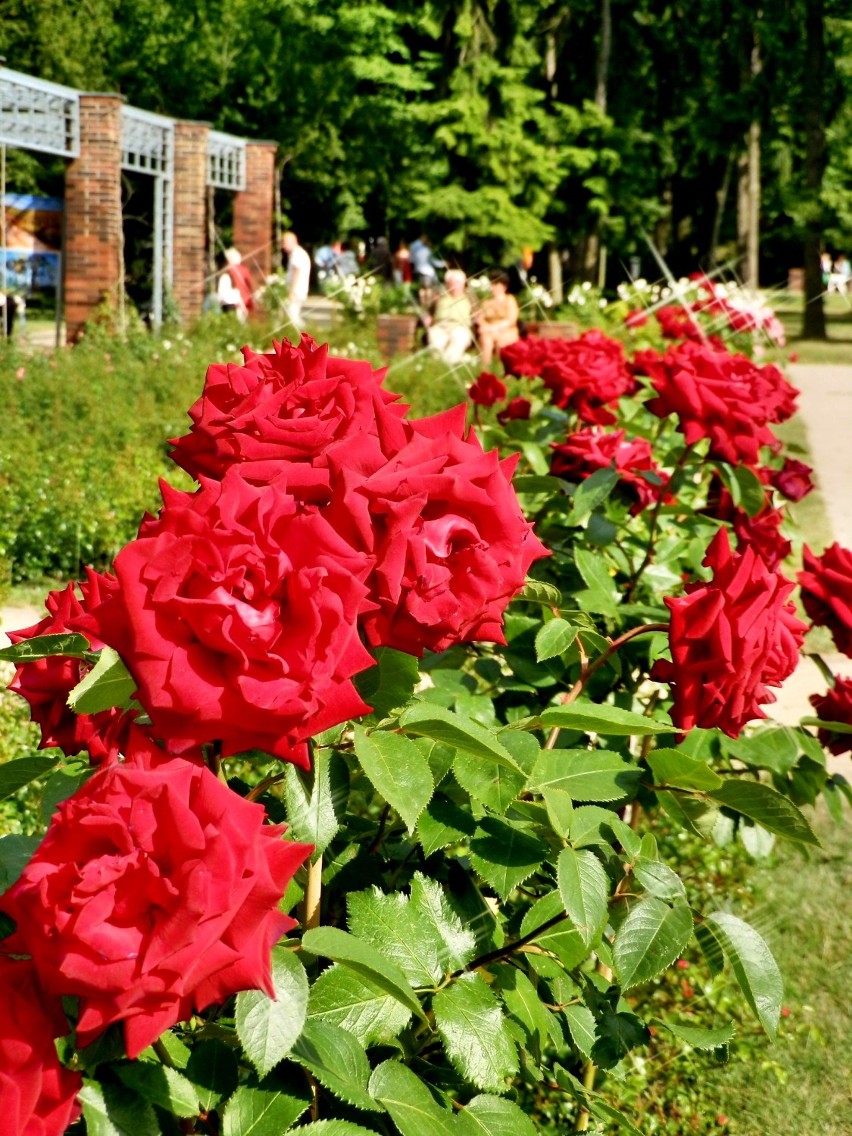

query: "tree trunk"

left=709, top=150, right=735, bottom=269
left=583, top=0, right=611, bottom=282
left=802, top=0, right=827, bottom=339
left=737, top=32, right=761, bottom=290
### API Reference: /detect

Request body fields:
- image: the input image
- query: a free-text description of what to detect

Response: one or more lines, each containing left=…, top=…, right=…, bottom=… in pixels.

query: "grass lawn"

left=769, top=291, right=852, bottom=365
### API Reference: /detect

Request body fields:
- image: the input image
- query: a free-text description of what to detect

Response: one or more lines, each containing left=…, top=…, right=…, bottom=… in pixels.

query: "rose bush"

left=798, top=542, right=852, bottom=655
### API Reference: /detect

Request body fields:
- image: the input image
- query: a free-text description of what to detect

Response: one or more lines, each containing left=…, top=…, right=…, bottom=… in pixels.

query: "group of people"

left=217, top=230, right=311, bottom=326
left=424, top=268, right=520, bottom=366
left=821, top=251, right=851, bottom=295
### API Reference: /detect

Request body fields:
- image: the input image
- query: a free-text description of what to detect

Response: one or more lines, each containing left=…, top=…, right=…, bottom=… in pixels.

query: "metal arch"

left=0, top=68, right=79, bottom=158
left=207, top=130, right=246, bottom=191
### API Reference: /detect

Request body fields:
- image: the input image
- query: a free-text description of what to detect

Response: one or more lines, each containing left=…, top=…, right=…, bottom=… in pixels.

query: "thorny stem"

left=625, top=441, right=696, bottom=598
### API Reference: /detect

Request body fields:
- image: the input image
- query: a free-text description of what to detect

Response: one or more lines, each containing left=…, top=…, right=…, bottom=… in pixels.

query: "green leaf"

left=562, top=1003, right=597, bottom=1060
left=542, top=786, right=573, bottom=838
left=0, top=755, right=57, bottom=799
left=0, top=834, right=41, bottom=890
left=290, top=1020, right=380, bottom=1112
left=40, top=766, right=93, bottom=823
left=633, top=858, right=687, bottom=902
left=300, top=927, right=426, bottom=1020
left=458, top=1095, right=539, bottom=1136
left=453, top=752, right=526, bottom=814
left=727, top=726, right=800, bottom=775
left=284, top=749, right=349, bottom=856
left=0, top=632, right=90, bottom=663
left=540, top=703, right=670, bottom=736
left=353, top=727, right=433, bottom=834
left=567, top=466, right=619, bottom=523
left=399, top=703, right=523, bottom=773
left=68, top=646, right=136, bottom=714
left=417, top=792, right=477, bottom=856
left=369, top=1060, right=458, bottom=1136
left=613, top=898, right=694, bottom=989
left=493, top=964, right=552, bottom=1056
left=221, top=1071, right=312, bottom=1136
left=79, top=1080, right=160, bottom=1136
left=530, top=749, right=641, bottom=802
left=704, top=913, right=783, bottom=1040
left=354, top=646, right=421, bottom=719
left=646, top=748, right=723, bottom=791
left=535, top=618, right=579, bottom=662
left=573, top=549, right=620, bottom=615
left=293, top=1124, right=380, bottom=1135
left=235, top=947, right=309, bottom=1079
left=587, top=1097, right=645, bottom=1136
left=185, top=1039, right=239, bottom=1111
left=733, top=464, right=769, bottom=516
left=470, top=816, right=549, bottom=900
left=656, top=1020, right=736, bottom=1050
left=411, top=872, right=476, bottom=971
left=308, top=965, right=412, bottom=1046
left=115, top=1062, right=199, bottom=1118
left=347, top=887, right=443, bottom=987
left=707, top=778, right=819, bottom=847
left=569, top=805, right=624, bottom=848
left=517, top=578, right=563, bottom=607
left=519, top=891, right=588, bottom=970
left=433, top=973, right=519, bottom=1092
left=591, top=1010, right=650, bottom=1068
left=557, top=848, right=610, bottom=946
left=656, top=790, right=720, bottom=838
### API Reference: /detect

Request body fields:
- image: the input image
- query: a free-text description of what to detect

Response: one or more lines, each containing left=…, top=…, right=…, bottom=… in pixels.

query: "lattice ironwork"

left=0, top=69, right=79, bottom=158
left=207, top=131, right=246, bottom=190
left=121, top=107, right=173, bottom=176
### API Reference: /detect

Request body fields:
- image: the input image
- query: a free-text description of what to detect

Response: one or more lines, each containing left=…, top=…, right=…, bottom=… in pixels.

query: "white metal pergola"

left=0, top=66, right=248, bottom=328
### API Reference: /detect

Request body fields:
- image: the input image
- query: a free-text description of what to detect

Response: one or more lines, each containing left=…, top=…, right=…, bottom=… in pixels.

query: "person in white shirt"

left=282, top=231, right=311, bottom=328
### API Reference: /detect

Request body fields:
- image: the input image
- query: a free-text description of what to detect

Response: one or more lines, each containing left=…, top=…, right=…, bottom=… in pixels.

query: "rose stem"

left=303, top=854, right=323, bottom=931
left=806, top=652, right=836, bottom=688
left=625, top=440, right=696, bottom=598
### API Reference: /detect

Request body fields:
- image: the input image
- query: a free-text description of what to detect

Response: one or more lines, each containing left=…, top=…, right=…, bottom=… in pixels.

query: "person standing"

left=282, top=230, right=311, bottom=328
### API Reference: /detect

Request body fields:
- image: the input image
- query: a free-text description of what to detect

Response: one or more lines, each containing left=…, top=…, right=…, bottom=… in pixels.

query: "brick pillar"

left=172, top=121, right=210, bottom=321
left=233, top=141, right=277, bottom=290
left=63, top=94, right=124, bottom=343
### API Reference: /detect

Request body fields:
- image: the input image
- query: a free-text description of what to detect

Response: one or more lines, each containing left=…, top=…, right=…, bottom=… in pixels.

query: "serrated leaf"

left=411, top=872, right=476, bottom=971
left=453, top=752, right=526, bottom=814
left=704, top=913, right=783, bottom=1039
left=562, top=1003, right=597, bottom=1060
left=221, top=1071, right=312, bottom=1136
left=707, top=778, right=819, bottom=847
left=567, top=465, right=619, bottom=523
left=613, top=898, right=693, bottom=989
left=369, top=1060, right=458, bottom=1136
left=727, top=726, right=800, bottom=775
left=519, top=891, right=588, bottom=969
left=115, top=1062, right=199, bottom=1118
left=530, top=749, right=641, bottom=802
left=415, top=737, right=456, bottom=785
left=542, top=786, right=573, bottom=837
left=493, top=964, right=552, bottom=1056
left=185, top=1039, right=239, bottom=1111
left=290, top=1020, right=380, bottom=1112
left=656, top=790, right=720, bottom=838
left=354, top=646, right=420, bottom=719
left=591, top=1010, right=650, bottom=1068
left=293, top=1124, right=379, bottom=1135
left=518, top=578, right=563, bottom=607
left=657, top=1019, right=736, bottom=1050
left=300, top=927, right=426, bottom=1020
left=433, top=973, right=518, bottom=1092
left=284, top=750, right=349, bottom=856
left=633, top=858, right=686, bottom=901
left=458, top=1094, right=539, bottom=1136
left=399, top=704, right=523, bottom=773
left=0, top=632, right=89, bottom=663
left=470, top=816, right=549, bottom=900
left=79, top=1080, right=160, bottom=1136
left=347, top=887, right=442, bottom=987
left=573, top=549, right=621, bottom=615
left=557, top=847, right=610, bottom=946
left=68, top=646, right=136, bottom=714
left=308, top=965, right=412, bottom=1046
left=569, top=805, right=624, bottom=848
left=540, top=703, right=670, bottom=736
left=417, top=792, right=476, bottom=855
left=353, top=727, right=433, bottom=833
left=235, top=946, right=309, bottom=1078
left=0, top=833, right=41, bottom=890
left=646, top=748, right=723, bottom=791
left=0, top=755, right=57, bottom=799
left=535, top=618, right=580, bottom=662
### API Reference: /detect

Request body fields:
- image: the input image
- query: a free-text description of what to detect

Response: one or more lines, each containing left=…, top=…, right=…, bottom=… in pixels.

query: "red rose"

left=8, top=570, right=136, bottom=764
left=170, top=335, right=408, bottom=484
left=0, top=957, right=81, bottom=1136
left=324, top=406, right=549, bottom=654
left=550, top=428, right=669, bottom=513
left=1, top=730, right=312, bottom=1059
left=468, top=371, right=507, bottom=407
left=798, top=543, right=852, bottom=656
left=92, top=469, right=376, bottom=764
left=731, top=507, right=792, bottom=572
left=497, top=396, right=532, bottom=425
left=655, top=305, right=704, bottom=342
left=809, top=678, right=852, bottom=755
left=652, top=529, right=806, bottom=736
left=624, top=309, right=649, bottom=328
left=768, top=458, right=815, bottom=502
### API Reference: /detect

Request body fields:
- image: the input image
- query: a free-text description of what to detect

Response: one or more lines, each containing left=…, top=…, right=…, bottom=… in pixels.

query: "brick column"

left=172, top=121, right=210, bottom=321
left=63, top=94, right=124, bottom=343
left=233, top=141, right=278, bottom=290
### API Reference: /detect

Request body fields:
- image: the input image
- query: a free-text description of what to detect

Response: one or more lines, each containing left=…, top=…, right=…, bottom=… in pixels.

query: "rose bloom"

left=0, top=957, right=81, bottom=1136
left=324, top=405, right=549, bottom=654
left=550, top=428, right=668, bottom=513
left=170, top=335, right=409, bottom=484
left=468, top=371, right=507, bottom=408
left=91, top=469, right=376, bottom=764
left=652, top=528, right=806, bottom=736
left=497, top=396, right=532, bottom=425
left=810, top=678, right=852, bottom=755
left=8, top=570, right=136, bottom=764
left=639, top=342, right=790, bottom=466
left=798, top=543, right=852, bottom=656
left=702, top=479, right=791, bottom=572
left=767, top=458, right=815, bottom=502
left=1, top=730, right=312, bottom=1059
